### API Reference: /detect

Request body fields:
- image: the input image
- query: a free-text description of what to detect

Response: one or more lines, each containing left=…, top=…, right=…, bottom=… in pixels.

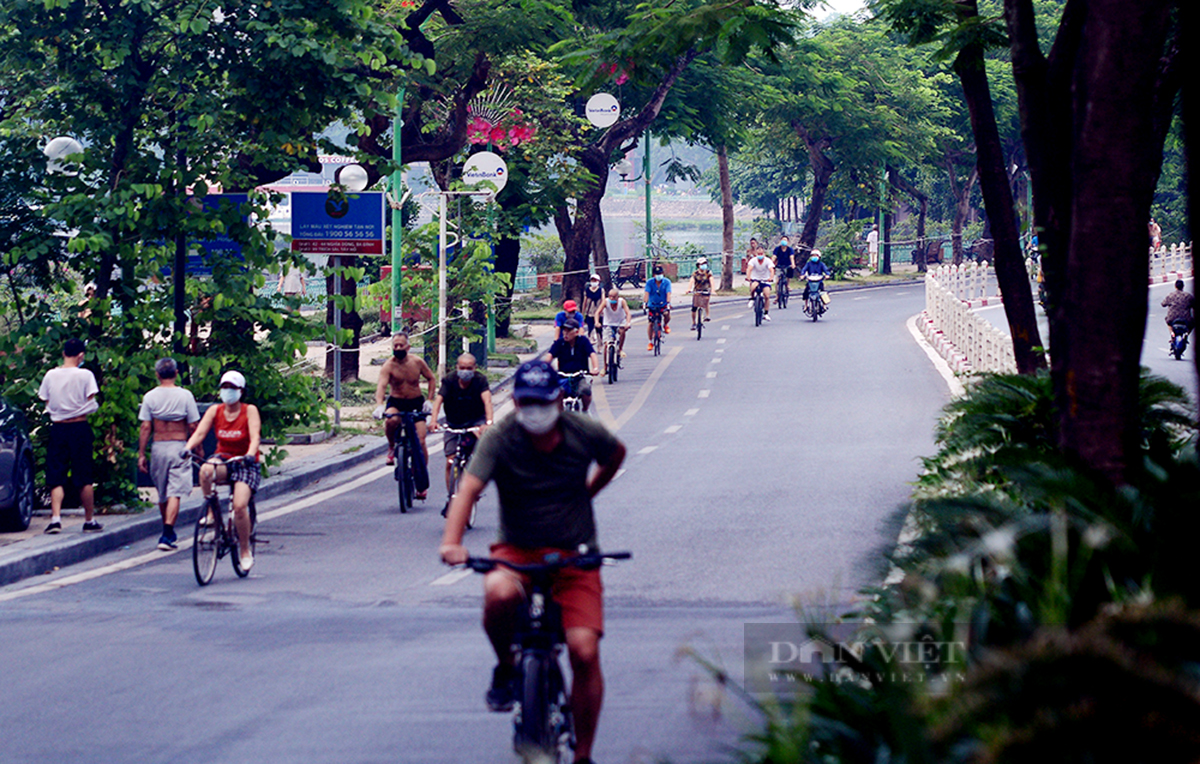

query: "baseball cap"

left=513, top=359, right=561, bottom=402
left=562, top=317, right=580, bottom=330
left=219, top=370, right=246, bottom=388
left=652, top=264, right=664, bottom=275
left=563, top=299, right=578, bottom=312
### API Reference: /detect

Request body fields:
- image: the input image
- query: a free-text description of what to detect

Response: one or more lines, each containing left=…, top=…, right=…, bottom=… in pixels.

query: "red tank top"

left=215, top=405, right=253, bottom=458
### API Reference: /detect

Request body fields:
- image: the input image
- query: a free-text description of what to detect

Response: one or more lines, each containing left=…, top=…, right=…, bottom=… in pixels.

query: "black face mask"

left=393, top=349, right=408, bottom=361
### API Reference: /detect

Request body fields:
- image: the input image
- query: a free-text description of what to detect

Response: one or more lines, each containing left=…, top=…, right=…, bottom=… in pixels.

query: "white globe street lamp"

left=335, top=163, right=370, bottom=192
left=44, top=136, right=84, bottom=175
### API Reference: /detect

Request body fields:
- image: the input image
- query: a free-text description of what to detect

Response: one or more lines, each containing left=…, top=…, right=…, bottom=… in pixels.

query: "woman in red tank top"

left=183, top=370, right=262, bottom=569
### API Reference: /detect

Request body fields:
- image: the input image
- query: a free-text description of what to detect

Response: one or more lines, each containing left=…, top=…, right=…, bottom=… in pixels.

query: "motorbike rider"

left=799, top=250, right=832, bottom=311
left=1162, top=279, right=1194, bottom=341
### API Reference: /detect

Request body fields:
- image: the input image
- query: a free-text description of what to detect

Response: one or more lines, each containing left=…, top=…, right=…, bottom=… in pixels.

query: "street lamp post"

left=330, top=164, right=370, bottom=429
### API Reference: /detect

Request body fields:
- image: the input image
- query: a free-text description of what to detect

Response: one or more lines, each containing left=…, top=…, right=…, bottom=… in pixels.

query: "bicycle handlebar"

left=441, top=425, right=483, bottom=435
left=463, top=550, right=632, bottom=575
left=185, top=452, right=256, bottom=466
left=558, top=370, right=589, bottom=378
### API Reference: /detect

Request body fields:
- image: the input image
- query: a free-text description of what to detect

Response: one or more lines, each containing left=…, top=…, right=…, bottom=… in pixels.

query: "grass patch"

left=341, top=443, right=365, bottom=454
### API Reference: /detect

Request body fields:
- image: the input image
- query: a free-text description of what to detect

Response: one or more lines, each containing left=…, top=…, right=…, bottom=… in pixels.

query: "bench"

left=612, top=258, right=646, bottom=289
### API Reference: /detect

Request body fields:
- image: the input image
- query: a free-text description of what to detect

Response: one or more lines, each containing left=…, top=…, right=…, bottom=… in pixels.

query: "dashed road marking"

left=698, top=390, right=710, bottom=398
left=710, top=357, right=722, bottom=364
left=706, top=371, right=717, bottom=378
left=664, top=425, right=682, bottom=434
left=684, top=408, right=699, bottom=416
left=716, top=338, right=727, bottom=344
left=715, top=348, right=725, bottom=353
left=431, top=568, right=474, bottom=586
left=637, top=445, right=658, bottom=455
left=722, top=325, right=731, bottom=330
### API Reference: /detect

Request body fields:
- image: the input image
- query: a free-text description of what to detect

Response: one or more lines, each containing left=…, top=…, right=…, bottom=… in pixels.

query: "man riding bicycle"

left=541, top=318, right=599, bottom=413
left=595, top=287, right=631, bottom=375
left=745, top=247, right=775, bottom=321
left=643, top=264, right=672, bottom=350
left=686, top=257, right=713, bottom=329
left=440, top=359, right=627, bottom=764
left=773, top=236, right=796, bottom=280
left=429, top=352, right=493, bottom=515
left=374, top=333, right=436, bottom=498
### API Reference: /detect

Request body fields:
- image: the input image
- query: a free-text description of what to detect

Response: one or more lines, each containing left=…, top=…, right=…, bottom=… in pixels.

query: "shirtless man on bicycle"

left=374, top=333, right=436, bottom=496
left=440, top=359, right=627, bottom=764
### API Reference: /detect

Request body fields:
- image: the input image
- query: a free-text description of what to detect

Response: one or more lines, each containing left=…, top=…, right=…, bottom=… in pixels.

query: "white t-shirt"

left=280, top=266, right=305, bottom=294
left=139, top=385, right=200, bottom=423
left=746, top=257, right=774, bottom=282
left=867, top=230, right=879, bottom=254
left=39, top=366, right=99, bottom=422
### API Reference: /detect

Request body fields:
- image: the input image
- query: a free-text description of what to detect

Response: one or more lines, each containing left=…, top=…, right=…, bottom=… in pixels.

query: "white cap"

left=219, top=370, right=246, bottom=388
left=589, top=273, right=600, bottom=281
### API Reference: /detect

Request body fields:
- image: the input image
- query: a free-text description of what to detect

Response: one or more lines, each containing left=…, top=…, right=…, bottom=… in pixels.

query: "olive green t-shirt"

left=466, top=411, right=621, bottom=549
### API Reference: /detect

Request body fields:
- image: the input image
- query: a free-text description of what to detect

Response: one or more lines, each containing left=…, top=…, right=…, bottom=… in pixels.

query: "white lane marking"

left=664, top=425, right=682, bottom=434
left=715, top=348, right=725, bottom=353
left=895, top=291, right=910, bottom=296
left=637, top=446, right=658, bottom=455
left=431, top=568, right=474, bottom=586
left=906, top=314, right=965, bottom=397
left=853, top=296, right=870, bottom=301
left=613, top=468, right=627, bottom=480
left=706, top=371, right=717, bottom=378
left=722, top=325, right=731, bottom=330
left=716, top=338, right=727, bottom=344
left=710, top=357, right=722, bottom=364
left=0, top=462, right=402, bottom=602
left=684, top=408, right=700, bottom=416
left=698, top=390, right=710, bottom=398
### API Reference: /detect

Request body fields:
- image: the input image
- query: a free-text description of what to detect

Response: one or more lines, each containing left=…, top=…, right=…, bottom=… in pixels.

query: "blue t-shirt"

left=554, top=310, right=583, bottom=328
left=644, top=278, right=672, bottom=308
left=800, top=260, right=831, bottom=277
left=547, top=336, right=596, bottom=374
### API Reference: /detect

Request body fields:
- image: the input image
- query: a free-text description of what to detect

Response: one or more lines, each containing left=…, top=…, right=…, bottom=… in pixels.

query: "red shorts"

left=489, top=543, right=605, bottom=635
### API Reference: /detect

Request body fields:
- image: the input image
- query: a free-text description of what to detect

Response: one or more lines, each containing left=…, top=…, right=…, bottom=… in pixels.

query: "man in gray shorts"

left=137, top=358, right=200, bottom=550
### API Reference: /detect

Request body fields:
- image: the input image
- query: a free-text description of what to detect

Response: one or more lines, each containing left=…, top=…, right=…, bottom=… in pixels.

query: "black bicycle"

left=751, top=279, right=769, bottom=326
left=386, top=410, right=426, bottom=513
left=442, top=425, right=481, bottom=529
left=191, top=454, right=259, bottom=586
left=693, top=292, right=709, bottom=340
left=601, top=327, right=622, bottom=384
left=647, top=307, right=666, bottom=356
left=776, top=269, right=790, bottom=309
left=465, top=550, right=632, bottom=764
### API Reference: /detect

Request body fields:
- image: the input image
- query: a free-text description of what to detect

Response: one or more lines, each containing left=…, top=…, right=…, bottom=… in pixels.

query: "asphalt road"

left=0, top=285, right=950, bottom=764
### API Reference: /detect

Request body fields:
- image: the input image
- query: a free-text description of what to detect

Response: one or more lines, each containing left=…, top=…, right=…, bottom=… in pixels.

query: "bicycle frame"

left=557, top=371, right=587, bottom=412
left=386, top=410, right=425, bottom=513
left=443, top=426, right=480, bottom=528
left=465, top=551, right=631, bottom=763
left=190, top=454, right=259, bottom=586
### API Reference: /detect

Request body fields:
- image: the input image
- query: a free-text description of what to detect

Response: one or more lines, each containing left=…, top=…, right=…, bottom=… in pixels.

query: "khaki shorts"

left=490, top=543, right=604, bottom=635
left=150, top=441, right=193, bottom=500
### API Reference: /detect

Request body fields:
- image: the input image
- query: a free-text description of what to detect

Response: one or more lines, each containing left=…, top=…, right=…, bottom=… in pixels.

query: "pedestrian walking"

left=867, top=224, right=880, bottom=272
left=277, top=263, right=307, bottom=298
left=137, top=358, right=200, bottom=550
left=38, top=338, right=102, bottom=534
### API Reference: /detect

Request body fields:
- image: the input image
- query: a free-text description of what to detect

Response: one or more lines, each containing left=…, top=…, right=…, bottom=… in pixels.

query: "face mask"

left=654, top=274, right=663, bottom=282
left=516, top=403, right=559, bottom=435
left=781, top=241, right=789, bottom=247
left=220, top=388, right=241, bottom=404
left=590, top=281, right=600, bottom=288
left=457, top=368, right=474, bottom=382
left=700, top=264, right=708, bottom=271
left=393, top=349, right=407, bottom=361
left=757, top=255, right=765, bottom=261
left=609, top=299, right=618, bottom=307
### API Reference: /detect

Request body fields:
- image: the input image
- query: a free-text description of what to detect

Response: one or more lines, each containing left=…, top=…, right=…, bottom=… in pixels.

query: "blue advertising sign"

left=188, top=193, right=250, bottom=274
left=291, top=191, right=384, bottom=257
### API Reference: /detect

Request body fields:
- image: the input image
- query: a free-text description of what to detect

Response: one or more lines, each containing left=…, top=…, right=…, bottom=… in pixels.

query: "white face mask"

left=220, top=388, right=242, bottom=404
left=515, top=403, right=559, bottom=435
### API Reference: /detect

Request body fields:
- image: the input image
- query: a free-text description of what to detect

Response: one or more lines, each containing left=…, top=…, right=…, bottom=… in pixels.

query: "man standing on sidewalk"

left=137, top=358, right=200, bottom=550
left=38, top=338, right=102, bottom=534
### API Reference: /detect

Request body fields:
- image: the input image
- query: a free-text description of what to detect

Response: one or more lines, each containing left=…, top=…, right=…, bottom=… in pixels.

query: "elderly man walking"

left=137, top=358, right=200, bottom=550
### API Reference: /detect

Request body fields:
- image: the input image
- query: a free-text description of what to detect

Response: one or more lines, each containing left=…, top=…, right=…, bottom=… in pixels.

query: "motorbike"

left=803, top=274, right=827, bottom=321
left=1170, top=321, right=1191, bottom=360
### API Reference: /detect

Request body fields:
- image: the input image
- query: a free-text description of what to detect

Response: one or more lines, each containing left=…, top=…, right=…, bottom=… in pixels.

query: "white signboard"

left=585, top=93, right=621, bottom=128
left=462, top=151, right=509, bottom=194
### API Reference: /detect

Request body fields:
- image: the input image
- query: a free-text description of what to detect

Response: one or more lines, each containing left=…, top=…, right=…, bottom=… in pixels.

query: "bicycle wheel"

left=231, top=501, right=257, bottom=578
left=754, top=293, right=763, bottom=326
left=192, top=507, right=219, bottom=586
left=607, top=343, right=618, bottom=384
left=397, top=442, right=413, bottom=513
left=780, top=280, right=789, bottom=309
left=695, top=307, right=704, bottom=340
left=514, top=651, right=557, bottom=760
left=653, top=321, right=662, bottom=356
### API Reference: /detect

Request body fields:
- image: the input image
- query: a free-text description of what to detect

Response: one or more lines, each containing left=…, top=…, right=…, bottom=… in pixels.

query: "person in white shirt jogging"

left=745, top=248, right=775, bottom=321
left=38, top=338, right=102, bottom=534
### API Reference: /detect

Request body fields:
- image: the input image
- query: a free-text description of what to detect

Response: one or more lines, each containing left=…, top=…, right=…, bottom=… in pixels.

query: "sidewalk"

left=0, top=322, right=560, bottom=588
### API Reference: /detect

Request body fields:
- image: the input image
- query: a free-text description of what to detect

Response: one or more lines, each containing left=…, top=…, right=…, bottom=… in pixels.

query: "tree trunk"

left=1184, top=0, right=1200, bottom=412
left=882, top=209, right=893, bottom=275
left=591, top=214, right=611, bottom=289
left=794, top=123, right=834, bottom=257
left=954, top=4, right=1046, bottom=376
left=493, top=236, right=520, bottom=338
left=718, top=144, right=735, bottom=291
left=888, top=165, right=928, bottom=268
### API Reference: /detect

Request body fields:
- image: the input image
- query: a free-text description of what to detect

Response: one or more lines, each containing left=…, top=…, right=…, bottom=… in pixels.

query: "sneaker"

left=44, top=521, right=62, bottom=535
left=415, top=490, right=427, bottom=501
left=764, top=314, right=771, bottom=322
left=620, top=350, right=627, bottom=358
left=386, top=452, right=395, bottom=466
left=663, top=326, right=671, bottom=334
left=690, top=324, right=697, bottom=331
left=82, top=520, right=104, bottom=532
left=239, top=552, right=254, bottom=572
left=705, top=316, right=711, bottom=322
left=441, top=501, right=450, bottom=519
left=157, top=535, right=178, bottom=551
left=486, top=664, right=517, bottom=712
left=647, top=342, right=654, bottom=351
left=747, top=300, right=753, bottom=309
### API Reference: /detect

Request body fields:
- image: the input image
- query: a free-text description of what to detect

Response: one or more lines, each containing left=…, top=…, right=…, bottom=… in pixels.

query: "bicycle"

left=385, top=410, right=427, bottom=513
left=442, top=425, right=482, bottom=529
left=692, top=292, right=709, bottom=340
left=776, top=270, right=790, bottom=310
left=464, top=550, right=632, bottom=764
left=750, top=279, right=769, bottom=326
left=557, top=370, right=588, bottom=413
left=190, top=454, right=260, bottom=586
left=601, top=326, right=623, bottom=384
left=647, top=307, right=665, bottom=356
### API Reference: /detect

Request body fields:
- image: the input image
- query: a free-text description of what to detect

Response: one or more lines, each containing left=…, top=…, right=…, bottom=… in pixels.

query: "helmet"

left=810, top=249, right=822, bottom=260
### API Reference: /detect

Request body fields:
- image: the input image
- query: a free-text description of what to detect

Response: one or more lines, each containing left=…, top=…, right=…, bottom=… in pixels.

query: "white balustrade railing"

left=1149, top=242, right=1194, bottom=283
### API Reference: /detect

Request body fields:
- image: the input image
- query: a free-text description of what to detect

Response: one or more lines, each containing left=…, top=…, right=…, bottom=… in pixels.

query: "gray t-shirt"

left=138, top=385, right=200, bottom=423
left=467, top=411, right=621, bottom=549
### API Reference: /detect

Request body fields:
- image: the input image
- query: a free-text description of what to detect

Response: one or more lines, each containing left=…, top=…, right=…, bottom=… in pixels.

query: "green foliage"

left=816, top=220, right=859, bottom=279
left=521, top=233, right=566, bottom=273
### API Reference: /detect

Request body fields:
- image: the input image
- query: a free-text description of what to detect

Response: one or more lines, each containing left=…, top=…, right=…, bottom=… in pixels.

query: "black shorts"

left=386, top=396, right=426, bottom=419
left=45, top=421, right=94, bottom=488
